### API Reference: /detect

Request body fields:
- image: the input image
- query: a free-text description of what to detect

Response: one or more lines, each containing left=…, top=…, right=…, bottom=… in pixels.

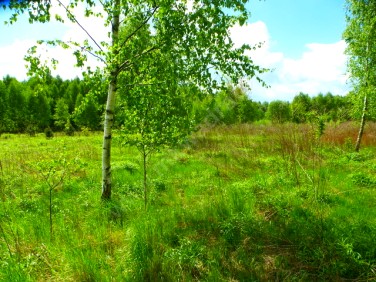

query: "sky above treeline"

left=0, top=0, right=349, bottom=102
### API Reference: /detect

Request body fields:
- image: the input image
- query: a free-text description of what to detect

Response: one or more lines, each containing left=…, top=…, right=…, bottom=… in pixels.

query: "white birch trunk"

left=101, top=0, right=120, bottom=200
left=355, top=94, right=367, bottom=152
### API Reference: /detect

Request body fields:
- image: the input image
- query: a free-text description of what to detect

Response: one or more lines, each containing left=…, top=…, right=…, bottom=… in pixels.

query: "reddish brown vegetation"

left=322, top=121, right=376, bottom=147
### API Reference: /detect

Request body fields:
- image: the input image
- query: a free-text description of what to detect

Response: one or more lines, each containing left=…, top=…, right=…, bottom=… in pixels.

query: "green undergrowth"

left=0, top=124, right=375, bottom=281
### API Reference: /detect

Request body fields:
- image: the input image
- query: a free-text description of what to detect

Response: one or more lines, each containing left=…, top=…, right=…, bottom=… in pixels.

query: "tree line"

left=0, top=74, right=106, bottom=135
left=201, top=87, right=359, bottom=125
left=0, top=73, right=367, bottom=136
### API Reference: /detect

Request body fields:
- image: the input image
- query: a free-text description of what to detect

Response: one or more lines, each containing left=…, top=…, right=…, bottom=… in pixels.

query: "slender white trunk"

left=143, top=150, right=147, bottom=209
left=355, top=42, right=370, bottom=153
left=101, top=0, right=120, bottom=200
left=101, top=79, right=117, bottom=199
left=355, top=94, right=367, bottom=152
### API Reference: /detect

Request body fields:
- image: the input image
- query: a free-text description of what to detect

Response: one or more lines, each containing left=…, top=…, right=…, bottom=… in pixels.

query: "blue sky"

left=237, top=0, right=349, bottom=101
left=0, top=0, right=349, bottom=102
left=0, top=10, right=68, bottom=45
left=247, top=0, right=346, bottom=58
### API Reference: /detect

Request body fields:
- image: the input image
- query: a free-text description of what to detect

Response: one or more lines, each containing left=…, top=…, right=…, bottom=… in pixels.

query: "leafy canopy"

left=4, top=0, right=267, bottom=90
left=343, top=0, right=376, bottom=120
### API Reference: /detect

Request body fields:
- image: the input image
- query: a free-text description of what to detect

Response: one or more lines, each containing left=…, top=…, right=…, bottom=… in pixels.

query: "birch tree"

left=117, top=45, right=196, bottom=208
left=343, top=0, right=376, bottom=152
left=4, top=0, right=267, bottom=200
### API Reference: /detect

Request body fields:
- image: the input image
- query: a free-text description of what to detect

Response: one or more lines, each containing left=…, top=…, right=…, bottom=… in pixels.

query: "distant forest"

left=0, top=73, right=362, bottom=135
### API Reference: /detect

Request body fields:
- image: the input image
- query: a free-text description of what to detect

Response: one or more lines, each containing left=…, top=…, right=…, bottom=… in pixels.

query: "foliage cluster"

left=0, top=74, right=106, bottom=135
left=343, top=0, right=376, bottom=151
left=190, top=89, right=358, bottom=126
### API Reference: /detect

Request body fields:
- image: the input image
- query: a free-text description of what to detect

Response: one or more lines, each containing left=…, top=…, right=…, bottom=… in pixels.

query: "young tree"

left=115, top=25, right=197, bottom=207
left=73, top=93, right=101, bottom=130
left=27, top=90, right=51, bottom=132
left=54, top=98, right=70, bottom=130
left=63, top=78, right=82, bottom=114
left=343, top=0, right=376, bottom=151
left=5, top=0, right=266, bottom=200
left=118, top=79, right=195, bottom=209
left=266, top=100, right=291, bottom=124
left=291, top=92, right=311, bottom=123
left=0, top=80, right=7, bottom=134
left=6, top=79, right=26, bottom=132
left=233, top=87, right=264, bottom=123
left=210, top=85, right=263, bottom=124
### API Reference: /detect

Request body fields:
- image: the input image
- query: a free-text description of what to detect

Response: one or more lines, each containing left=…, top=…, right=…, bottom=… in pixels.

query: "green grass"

left=0, top=124, right=375, bottom=281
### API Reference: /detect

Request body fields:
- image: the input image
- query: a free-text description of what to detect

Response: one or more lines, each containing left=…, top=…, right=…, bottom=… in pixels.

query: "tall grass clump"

left=322, top=121, right=376, bottom=147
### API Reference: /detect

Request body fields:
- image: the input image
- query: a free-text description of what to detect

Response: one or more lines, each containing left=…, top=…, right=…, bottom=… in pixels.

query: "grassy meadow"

left=0, top=122, right=375, bottom=281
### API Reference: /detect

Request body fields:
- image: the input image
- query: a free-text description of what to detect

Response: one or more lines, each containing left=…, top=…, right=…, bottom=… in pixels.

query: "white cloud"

left=230, top=21, right=269, bottom=47
left=230, top=21, right=350, bottom=102
left=0, top=39, right=32, bottom=80
left=281, top=41, right=347, bottom=83
left=1, top=9, right=349, bottom=101
left=230, top=21, right=284, bottom=68
left=51, top=0, right=110, bottom=45
left=47, top=0, right=109, bottom=76
left=0, top=37, right=102, bottom=81
left=0, top=0, right=108, bottom=81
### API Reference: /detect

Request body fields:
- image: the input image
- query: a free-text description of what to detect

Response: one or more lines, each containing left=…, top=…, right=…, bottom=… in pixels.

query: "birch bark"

left=101, top=0, right=120, bottom=200
left=355, top=95, right=367, bottom=152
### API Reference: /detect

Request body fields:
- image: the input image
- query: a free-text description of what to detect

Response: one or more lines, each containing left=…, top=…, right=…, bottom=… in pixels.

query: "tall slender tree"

left=54, top=98, right=70, bottom=130
left=6, top=79, right=26, bottom=132
left=27, top=90, right=51, bottom=131
left=266, top=100, right=291, bottom=124
left=343, top=0, right=376, bottom=151
left=0, top=80, right=7, bottom=134
left=4, top=0, right=266, bottom=200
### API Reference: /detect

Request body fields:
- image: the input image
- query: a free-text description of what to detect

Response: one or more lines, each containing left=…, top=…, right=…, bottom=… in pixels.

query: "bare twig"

left=119, top=5, right=159, bottom=50
left=295, top=158, right=313, bottom=184
left=80, top=46, right=107, bottom=65
left=56, top=0, right=104, bottom=53
left=118, top=45, right=159, bottom=73
left=122, top=82, right=167, bottom=87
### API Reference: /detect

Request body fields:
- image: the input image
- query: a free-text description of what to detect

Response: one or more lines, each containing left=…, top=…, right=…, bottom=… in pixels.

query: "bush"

left=266, top=100, right=291, bottom=123
left=26, top=124, right=37, bottom=137
left=64, top=120, right=75, bottom=136
left=80, top=126, right=90, bottom=136
left=44, top=127, right=54, bottom=139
